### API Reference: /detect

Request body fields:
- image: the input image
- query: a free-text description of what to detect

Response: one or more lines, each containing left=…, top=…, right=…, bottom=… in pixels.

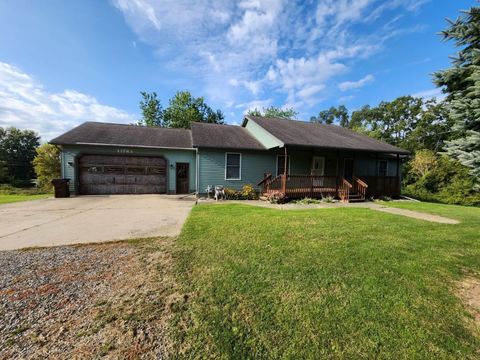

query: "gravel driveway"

left=0, top=238, right=177, bottom=359
left=0, top=195, right=195, bottom=250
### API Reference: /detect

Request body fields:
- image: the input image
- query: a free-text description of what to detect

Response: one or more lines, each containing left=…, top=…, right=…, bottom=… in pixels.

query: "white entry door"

left=311, top=157, right=325, bottom=186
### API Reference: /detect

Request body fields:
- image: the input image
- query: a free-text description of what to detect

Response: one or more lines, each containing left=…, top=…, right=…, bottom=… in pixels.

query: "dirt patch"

left=0, top=237, right=179, bottom=359
left=458, top=277, right=480, bottom=324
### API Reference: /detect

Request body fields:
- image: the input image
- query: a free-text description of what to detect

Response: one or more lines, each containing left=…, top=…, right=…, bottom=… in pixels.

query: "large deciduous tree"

left=162, top=91, right=224, bottom=129
left=33, top=143, right=61, bottom=190
left=434, top=6, right=480, bottom=181
left=0, top=127, right=40, bottom=186
left=139, top=91, right=163, bottom=127
left=247, top=106, right=298, bottom=119
left=310, top=105, right=348, bottom=126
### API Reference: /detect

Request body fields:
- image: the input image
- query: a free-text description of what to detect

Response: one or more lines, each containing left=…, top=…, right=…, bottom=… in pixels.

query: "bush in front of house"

left=240, top=184, right=257, bottom=200
left=224, top=184, right=258, bottom=200
left=266, top=192, right=286, bottom=204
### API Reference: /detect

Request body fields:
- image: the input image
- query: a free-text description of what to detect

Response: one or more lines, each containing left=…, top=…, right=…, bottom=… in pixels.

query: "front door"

left=176, top=163, right=189, bottom=194
left=311, top=157, right=325, bottom=186
left=344, top=158, right=354, bottom=181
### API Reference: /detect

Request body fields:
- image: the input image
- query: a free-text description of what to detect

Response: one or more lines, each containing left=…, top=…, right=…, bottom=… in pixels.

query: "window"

left=225, top=153, right=241, bottom=180
left=277, top=155, right=290, bottom=176
left=378, top=160, right=388, bottom=176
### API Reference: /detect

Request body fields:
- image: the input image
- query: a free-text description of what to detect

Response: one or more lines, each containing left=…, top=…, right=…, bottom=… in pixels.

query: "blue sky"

left=0, top=0, right=475, bottom=140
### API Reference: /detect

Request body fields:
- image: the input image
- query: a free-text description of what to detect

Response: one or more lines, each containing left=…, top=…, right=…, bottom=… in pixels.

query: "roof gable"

left=191, top=122, right=266, bottom=150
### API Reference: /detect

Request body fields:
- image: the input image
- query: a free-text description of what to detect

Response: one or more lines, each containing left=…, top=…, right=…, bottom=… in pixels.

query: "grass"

left=0, top=193, right=51, bottom=204
left=171, top=202, right=480, bottom=358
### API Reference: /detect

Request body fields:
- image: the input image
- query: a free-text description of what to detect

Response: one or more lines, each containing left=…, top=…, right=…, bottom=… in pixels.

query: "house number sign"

left=117, top=148, right=134, bottom=154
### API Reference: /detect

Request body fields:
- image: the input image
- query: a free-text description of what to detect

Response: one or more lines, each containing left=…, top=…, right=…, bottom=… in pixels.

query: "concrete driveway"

left=0, top=195, right=196, bottom=250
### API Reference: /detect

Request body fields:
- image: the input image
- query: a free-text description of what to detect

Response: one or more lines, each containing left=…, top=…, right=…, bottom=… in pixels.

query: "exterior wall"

left=60, top=145, right=196, bottom=194
left=244, top=119, right=283, bottom=149
left=197, top=148, right=276, bottom=192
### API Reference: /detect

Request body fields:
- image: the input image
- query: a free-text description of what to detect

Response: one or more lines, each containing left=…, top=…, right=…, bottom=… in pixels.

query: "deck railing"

left=352, top=176, right=368, bottom=200
left=261, top=174, right=354, bottom=201
left=339, top=177, right=352, bottom=202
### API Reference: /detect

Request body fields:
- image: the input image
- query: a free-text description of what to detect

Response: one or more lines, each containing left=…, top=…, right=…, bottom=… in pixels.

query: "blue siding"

left=198, top=149, right=276, bottom=192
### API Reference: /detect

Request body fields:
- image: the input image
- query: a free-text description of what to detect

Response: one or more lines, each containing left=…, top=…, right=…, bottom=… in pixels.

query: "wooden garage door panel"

left=79, top=155, right=167, bottom=195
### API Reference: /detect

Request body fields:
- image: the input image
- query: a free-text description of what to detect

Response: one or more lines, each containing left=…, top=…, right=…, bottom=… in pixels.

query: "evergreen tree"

left=434, top=6, right=480, bottom=180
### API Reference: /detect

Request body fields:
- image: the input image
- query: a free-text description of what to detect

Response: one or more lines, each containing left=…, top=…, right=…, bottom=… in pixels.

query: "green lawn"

left=0, top=194, right=51, bottom=205
left=172, top=202, right=480, bottom=358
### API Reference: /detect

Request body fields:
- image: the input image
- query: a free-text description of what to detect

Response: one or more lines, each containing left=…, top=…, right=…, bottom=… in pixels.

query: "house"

left=50, top=116, right=409, bottom=201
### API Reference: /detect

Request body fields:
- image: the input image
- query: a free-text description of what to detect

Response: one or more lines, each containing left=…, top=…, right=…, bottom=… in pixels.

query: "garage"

left=79, top=154, right=167, bottom=195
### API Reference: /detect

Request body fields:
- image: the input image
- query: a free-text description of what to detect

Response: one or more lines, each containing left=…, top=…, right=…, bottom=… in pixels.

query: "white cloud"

left=234, top=98, right=272, bottom=113
left=112, top=0, right=430, bottom=115
left=0, top=62, right=136, bottom=141
left=411, top=88, right=446, bottom=100
left=338, top=74, right=375, bottom=91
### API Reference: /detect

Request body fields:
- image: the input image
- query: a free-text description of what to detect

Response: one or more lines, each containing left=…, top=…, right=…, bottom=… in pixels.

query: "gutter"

left=67, top=142, right=196, bottom=151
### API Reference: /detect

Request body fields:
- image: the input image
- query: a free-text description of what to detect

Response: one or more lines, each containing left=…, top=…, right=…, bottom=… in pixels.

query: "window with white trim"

left=378, top=160, right=388, bottom=176
left=277, top=155, right=290, bottom=176
left=225, top=153, right=241, bottom=180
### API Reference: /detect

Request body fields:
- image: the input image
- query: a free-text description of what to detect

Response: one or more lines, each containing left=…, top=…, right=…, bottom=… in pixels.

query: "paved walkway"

left=198, top=199, right=459, bottom=224
left=0, top=195, right=196, bottom=250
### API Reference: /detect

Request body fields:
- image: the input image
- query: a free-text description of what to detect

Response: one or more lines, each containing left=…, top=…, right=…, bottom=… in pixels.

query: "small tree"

left=410, top=150, right=438, bottom=178
left=139, top=91, right=163, bottom=127
left=33, top=144, right=61, bottom=190
left=247, top=106, right=297, bottom=119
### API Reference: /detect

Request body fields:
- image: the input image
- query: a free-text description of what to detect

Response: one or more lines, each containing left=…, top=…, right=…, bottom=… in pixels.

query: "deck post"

left=396, top=153, right=400, bottom=197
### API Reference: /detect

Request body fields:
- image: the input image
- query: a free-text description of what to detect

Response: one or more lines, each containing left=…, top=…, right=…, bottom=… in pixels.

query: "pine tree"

left=434, top=6, right=480, bottom=181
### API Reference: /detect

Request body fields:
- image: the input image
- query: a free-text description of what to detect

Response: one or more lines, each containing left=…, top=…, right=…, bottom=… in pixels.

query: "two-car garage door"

left=79, top=155, right=167, bottom=195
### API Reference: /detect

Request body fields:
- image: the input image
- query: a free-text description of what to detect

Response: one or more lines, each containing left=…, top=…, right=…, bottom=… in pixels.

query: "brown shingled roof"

left=50, top=122, right=193, bottom=149
left=191, top=122, right=266, bottom=150
left=246, top=116, right=409, bottom=154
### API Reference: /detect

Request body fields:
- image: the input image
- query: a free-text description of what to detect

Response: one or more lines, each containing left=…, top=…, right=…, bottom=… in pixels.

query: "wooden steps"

left=348, top=192, right=365, bottom=202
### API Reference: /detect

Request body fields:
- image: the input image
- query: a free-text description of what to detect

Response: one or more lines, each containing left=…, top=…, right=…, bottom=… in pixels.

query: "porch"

left=258, top=147, right=404, bottom=203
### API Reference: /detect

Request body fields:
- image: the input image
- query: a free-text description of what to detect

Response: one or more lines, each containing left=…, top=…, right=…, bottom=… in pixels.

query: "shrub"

left=241, top=184, right=257, bottom=200
left=321, top=196, right=336, bottom=203
left=403, top=154, right=480, bottom=206
left=293, top=197, right=323, bottom=204
left=266, top=192, right=286, bottom=204
left=33, top=144, right=61, bottom=191
left=224, top=188, right=241, bottom=200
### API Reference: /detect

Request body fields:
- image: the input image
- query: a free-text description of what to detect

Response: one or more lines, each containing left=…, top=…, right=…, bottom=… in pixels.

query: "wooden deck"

left=259, top=174, right=397, bottom=202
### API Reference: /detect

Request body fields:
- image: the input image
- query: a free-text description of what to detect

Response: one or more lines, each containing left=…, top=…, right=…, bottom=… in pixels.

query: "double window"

left=378, top=160, right=388, bottom=176
left=277, top=155, right=290, bottom=176
left=225, top=153, right=241, bottom=180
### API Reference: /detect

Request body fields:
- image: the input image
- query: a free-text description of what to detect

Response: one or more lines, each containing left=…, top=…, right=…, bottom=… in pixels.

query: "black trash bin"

left=51, top=178, right=70, bottom=198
